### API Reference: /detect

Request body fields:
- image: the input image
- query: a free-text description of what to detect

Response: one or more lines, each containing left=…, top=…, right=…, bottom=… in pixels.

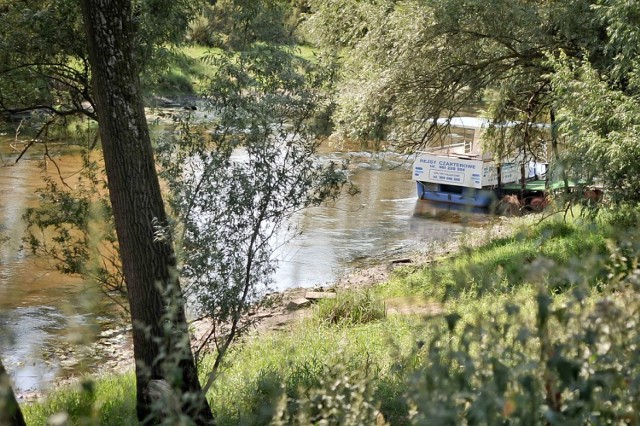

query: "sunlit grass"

left=377, top=216, right=608, bottom=303
left=204, top=314, right=429, bottom=425
left=149, top=43, right=318, bottom=97
left=22, top=213, right=622, bottom=424
left=23, top=373, right=136, bottom=425
left=294, top=44, right=317, bottom=61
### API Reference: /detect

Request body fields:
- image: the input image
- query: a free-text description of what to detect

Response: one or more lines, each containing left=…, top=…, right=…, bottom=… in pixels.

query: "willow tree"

left=0, top=0, right=195, bottom=125
left=302, top=0, right=606, bottom=159
left=80, top=0, right=212, bottom=423
left=549, top=1, right=640, bottom=206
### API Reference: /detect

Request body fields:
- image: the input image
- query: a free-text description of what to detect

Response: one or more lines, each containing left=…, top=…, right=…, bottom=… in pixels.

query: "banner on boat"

left=482, top=163, right=518, bottom=186
left=412, top=153, right=518, bottom=188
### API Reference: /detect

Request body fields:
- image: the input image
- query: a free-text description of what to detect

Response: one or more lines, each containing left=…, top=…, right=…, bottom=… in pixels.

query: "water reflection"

left=412, top=200, right=494, bottom=225
left=272, top=153, right=466, bottom=289
left=0, top=142, right=96, bottom=396
left=0, top=306, right=89, bottom=395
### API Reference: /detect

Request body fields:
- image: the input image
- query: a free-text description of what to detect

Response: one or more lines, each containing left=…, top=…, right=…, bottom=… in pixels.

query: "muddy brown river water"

left=0, top=127, right=489, bottom=397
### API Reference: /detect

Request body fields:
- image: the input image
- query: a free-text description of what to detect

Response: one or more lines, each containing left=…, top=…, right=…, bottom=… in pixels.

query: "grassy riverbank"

left=23, top=211, right=640, bottom=424
left=144, top=43, right=317, bottom=98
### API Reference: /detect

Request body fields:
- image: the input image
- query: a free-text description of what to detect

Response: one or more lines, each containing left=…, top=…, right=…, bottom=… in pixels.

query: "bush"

left=314, top=290, right=386, bottom=326
left=277, top=215, right=640, bottom=424
left=186, top=14, right=215, bottom=46
left=24, top=213, right=640, bottom=425
left=154, top=70, right=194, bottom=95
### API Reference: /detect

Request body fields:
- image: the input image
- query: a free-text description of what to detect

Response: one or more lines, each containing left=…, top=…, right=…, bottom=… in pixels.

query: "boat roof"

left=436, top=117, right=490, bottom=129
left=436, top=117, right=549, bottom=130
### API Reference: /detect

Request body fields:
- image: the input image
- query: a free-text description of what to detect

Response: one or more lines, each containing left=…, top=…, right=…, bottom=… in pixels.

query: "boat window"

left=440, top=184, right=465, bottom=194
left=422, top=182, right=439, bottom=191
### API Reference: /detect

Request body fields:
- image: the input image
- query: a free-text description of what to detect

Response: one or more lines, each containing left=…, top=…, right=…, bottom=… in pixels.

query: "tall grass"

left=23, top=373, right=136, bottom=425
left=203, top=315, right=425, bottom=425
left=314, top=290, right=386, bottom=326
left=146, top=43, right=317, bottom=97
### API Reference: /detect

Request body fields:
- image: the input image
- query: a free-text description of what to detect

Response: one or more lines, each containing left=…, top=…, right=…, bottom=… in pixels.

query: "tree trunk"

left=80, top=1, right=213, bottom=423
left=0, top=358, right=26, bottom=426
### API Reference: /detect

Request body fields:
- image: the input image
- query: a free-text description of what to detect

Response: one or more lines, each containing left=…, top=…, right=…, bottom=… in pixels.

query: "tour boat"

left=412, top=117, right=546, bottom=208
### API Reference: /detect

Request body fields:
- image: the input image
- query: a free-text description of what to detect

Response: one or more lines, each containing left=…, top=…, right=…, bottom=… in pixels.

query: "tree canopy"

left=0, top=0, right=198, bottom=125
left=3, top=0, right=640, bottom=422
left=303, top=0, right=640, bottom=203
left=305, top=0, right=598, bottom=145
left=2, top=1, right=343, bottom=422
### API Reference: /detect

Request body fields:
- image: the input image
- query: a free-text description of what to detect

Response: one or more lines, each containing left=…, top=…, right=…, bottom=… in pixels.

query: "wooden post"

left=520, top=163, right=526, bottom=199
left=497, top=163, right=502, bottom=197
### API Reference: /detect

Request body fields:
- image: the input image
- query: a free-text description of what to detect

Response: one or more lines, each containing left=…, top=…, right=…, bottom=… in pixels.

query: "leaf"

left=491, top=358, right=510, bottom=394
left=516, top=326, right=531, bottom=344
left=536, top=293, right=552, bottom=328
left=519, top=374, right=535, bottom=395
left=549, top=354, right=580, bottom=387
left=505, top=303, right=521, bottom=316
left=444, top=313, right=462, bottom=333
left=552, top=307, right=569, bottom=326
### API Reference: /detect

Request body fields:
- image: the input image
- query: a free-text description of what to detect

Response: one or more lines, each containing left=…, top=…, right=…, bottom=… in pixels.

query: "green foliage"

left=303, top=0, right=388, bottom=49
left=597, top=203, right=640, bottom=229
left=271, top=364, right=381, bottom=425
left=10, top=2, right=640, bottom=422
left=158, top=34, right=345, bottom=386
left=187, top=0, right=297, bottom=49
left=401, top=284, right=640, bottom=424
left=303, top=0, right=640, bottom=206
left=314, top=290, right=386, bottom=326
left=23, top=213, right=640, bottom=424
left=23, top=374, right=136, bottom=425
left=591, top=0, right=640, bottom=83
left=280, top=214, right=640, bottom=424
left=302, top=0, right=602, bottom=148
left=201, top=315, right=418, bottom=424
left=132, top=0, right=201, bottom=69
left=23, top=146, right=126, bottom=304
left=0, top=0, right=200, bottom=123
left=0, top=0, right=90, bottom=121
left=551, top=52, right=640, bottom=206
left=383, top=217, right=607, bottom=301
left=186, top=13, right=214, bottom=46
left=152, top=68, right=196, bottom=95
left=395, top=218, right=640, bottom=423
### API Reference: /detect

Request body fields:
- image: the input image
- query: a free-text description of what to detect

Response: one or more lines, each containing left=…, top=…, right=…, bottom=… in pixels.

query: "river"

left=0, top=124, right=487, bottom=398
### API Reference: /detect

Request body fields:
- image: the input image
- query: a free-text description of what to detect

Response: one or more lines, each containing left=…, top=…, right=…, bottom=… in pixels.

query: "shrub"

left=154, top=70, right=194, bottom=95
left=314, top=290, right=386, bottom=326
left=271, top=364, right=381, bottom=425
left=279, top=215, right=640, bottom=425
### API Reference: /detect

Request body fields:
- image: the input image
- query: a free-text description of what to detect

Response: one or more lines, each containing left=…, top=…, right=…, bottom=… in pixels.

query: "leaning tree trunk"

left=0, top=358, right=26, bottom=426
left=80, top=1, right=213, bottom=423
